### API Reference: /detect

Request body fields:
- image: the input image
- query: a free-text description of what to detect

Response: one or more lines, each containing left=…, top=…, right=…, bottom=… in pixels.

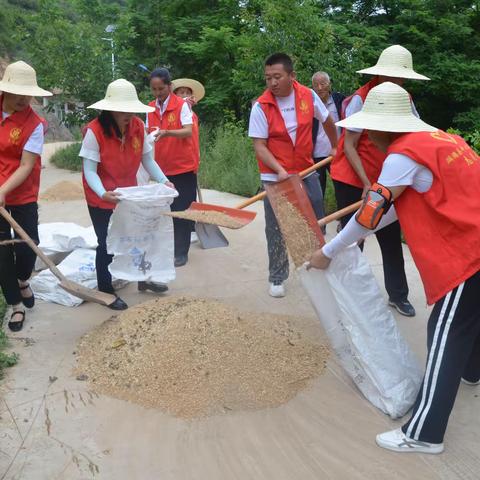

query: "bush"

left=0, top=295, right=19, bottom=379
left=50, top=142, right=82, bottom=172
left=198, top=122, right=261, bottom=197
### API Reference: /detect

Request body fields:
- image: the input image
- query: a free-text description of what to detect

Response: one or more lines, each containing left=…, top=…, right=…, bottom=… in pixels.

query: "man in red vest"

left=331, top=45, right=429, bottom=317
left=249, top=53, right=337, bottom=297
left=309, top=82, right=480, bottom=454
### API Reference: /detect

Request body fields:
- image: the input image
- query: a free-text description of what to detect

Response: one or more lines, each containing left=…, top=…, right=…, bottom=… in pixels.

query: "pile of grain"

left=272, top=198, right=322, bottom=267
left=164, top=210, right=244, bottom=229
left=76, top=297, right=329, bottom=418
left=40, top=181, right=85, bottom=202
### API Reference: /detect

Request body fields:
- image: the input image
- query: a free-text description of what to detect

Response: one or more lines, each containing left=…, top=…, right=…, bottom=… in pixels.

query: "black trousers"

left=402, top=270, right=480, bottom=443
left=314, top=156, right=330, bottom=197
left=88, top=206, right=114, bottom=294
left=0, top=202, right=39, bottom=305
left=333, top=180, right=409, bottom=302
left=168, top=171, right=197, bottom=258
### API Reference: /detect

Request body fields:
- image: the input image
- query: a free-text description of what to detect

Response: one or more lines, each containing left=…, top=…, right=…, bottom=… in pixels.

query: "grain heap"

left=272, top=198, right=322, bottom=267
left=76, top=297, right=329, bottom=418
left=40, top=181, right=85, bottom=202
left=163, top=210, right=244, bottom=229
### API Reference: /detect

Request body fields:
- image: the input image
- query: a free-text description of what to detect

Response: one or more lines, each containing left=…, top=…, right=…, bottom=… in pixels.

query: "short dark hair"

left=150, top=67, right=171, bottom=85
left=265, top=53, right=294, bottom=73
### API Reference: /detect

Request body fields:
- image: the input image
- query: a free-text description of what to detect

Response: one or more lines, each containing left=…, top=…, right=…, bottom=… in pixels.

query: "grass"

left=50, top=142, right=82, bottom=172
left=0, top=295, right=19, bottom=379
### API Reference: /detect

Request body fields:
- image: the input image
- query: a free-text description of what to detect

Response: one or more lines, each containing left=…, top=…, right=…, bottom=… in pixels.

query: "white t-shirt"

left=79, top=128, right=152, bottom=163
left=322, top=152, right=433, bottom=259
left=2, top=111, right=44, bottom=155
left=313, top=95, right=340, bottom=158
left=145, top=95, right=193, bottom=128
left=249, top=89, right=329, bottom=181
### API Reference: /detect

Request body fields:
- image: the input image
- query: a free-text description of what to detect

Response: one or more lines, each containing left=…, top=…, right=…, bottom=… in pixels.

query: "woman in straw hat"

left=331, top=45, right=430, bottom=318
left=80, top=79, right=174, bottom=310
left=309, top=82, right=480, bottom=454
left=147, top=68, right=197, bottom=268
left=0, top=60, right=51, bottom=331
left=172, top=78, right=205, bottom=174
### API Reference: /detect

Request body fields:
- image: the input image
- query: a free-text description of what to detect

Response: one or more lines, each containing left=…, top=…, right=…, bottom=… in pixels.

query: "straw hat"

left=357, top=45, right=430, bottom=81
left=0, top=61, right=52, bottom=97
left=88, top=79, right=154, bottom=113
left=171, top=78, right=205, bottom=101
left=336, top=82, right=437, bottom=133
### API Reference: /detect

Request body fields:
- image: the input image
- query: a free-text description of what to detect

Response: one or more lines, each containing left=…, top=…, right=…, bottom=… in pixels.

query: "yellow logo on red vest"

left=299, top=99, right=309, bottom=115
left=430, top=131, right=457, bottom=145
left=167, top=113, right=176, bottom=125
left=9, top=127, right=22, bottom=145
left=132, top=136, right=141, bottom=154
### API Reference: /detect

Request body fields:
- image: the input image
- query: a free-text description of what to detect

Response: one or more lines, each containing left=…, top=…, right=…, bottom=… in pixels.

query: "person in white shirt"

left=248, top=53, right=337, bottom=298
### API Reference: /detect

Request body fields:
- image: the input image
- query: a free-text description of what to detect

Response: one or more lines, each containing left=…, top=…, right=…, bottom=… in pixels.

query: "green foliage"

left=447, top=129, right=480, bottom=154
left=0, top=295, right=19, bottom=379
left=198, top=122, right=261, bottom=197
left=50, top=143, right=82, bottom=171
left=324, top=175, right=337, bottom=215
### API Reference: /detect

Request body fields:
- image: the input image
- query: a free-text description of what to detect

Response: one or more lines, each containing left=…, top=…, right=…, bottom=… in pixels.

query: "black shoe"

left=389, top=299, right=416, bottom=317
left=19, top=283, right=35, bottom=309
left=108, top=297, right=128, bottom=311
left=174, top=255, right=188, bottom=267
left=8, top=310, right=25, bottom=332
left=138, top=281, right=168, bottom=293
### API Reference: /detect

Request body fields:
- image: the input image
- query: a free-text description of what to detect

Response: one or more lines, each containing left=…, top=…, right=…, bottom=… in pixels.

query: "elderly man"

left=309, top=82, right=480, bottom=455
left=311, top=71, right=345, bottom=197
left=249, top=53, right=337, bottom=297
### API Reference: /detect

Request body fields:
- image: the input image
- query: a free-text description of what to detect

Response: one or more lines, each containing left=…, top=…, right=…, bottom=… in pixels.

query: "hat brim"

left=0, top=82, right=53, bottom=97
left=336, top=111, right=437, bottom=133
left=356, top=66, right=430, bottom=81
left=87, top=99, right=154, bottom=113
left=172, top=78, right=205, bottom=101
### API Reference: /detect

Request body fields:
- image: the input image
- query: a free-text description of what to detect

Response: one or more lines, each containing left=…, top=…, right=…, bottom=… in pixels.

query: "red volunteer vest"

left=147, top=94, right=196, bottom=176
left=256, top=81, right=315, bottom=174
left=331, top=78, right=386, bottom=188
left=0, top=96, right=44, bottom=205
left=82, top=116, right=144, bottom=210
left=390, top=130, right=480, bottom=305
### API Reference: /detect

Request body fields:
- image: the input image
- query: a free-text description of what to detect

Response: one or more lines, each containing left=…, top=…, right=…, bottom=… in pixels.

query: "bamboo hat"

left=0, top=61, right=52, bottom=97
left=336, top=82, right=437, bottom=133
left=357, top=45, right=430, bottom=81
left=88, top=79, right=154, bottom=113
left=171, top=78, right=205, bottom=101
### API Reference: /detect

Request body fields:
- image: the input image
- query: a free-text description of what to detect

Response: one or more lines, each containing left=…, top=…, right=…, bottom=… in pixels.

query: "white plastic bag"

left=107, top=183, right=177, bottom=283
left=299, top=245, right=422, bottom=418
left=31, top=248, right=97, bottom=307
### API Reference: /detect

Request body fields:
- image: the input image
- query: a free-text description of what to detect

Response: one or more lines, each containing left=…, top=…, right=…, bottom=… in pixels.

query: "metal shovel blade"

left=195, top=222, right=229, bottom=249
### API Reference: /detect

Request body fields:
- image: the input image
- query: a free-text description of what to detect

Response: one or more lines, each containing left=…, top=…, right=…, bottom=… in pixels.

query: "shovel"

left=0, top=207, right=117, bottom=307
left=164, top=157, right=332, bottom=230
left=194, top=185, right=229, bottom=249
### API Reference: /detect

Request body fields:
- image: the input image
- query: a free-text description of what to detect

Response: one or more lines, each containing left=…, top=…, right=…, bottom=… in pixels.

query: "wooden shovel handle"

left=318, top=200, right=363, bottom=227
left=0, top=206, right=66, bottom=281
left=234, top=156, right=332, bottom=210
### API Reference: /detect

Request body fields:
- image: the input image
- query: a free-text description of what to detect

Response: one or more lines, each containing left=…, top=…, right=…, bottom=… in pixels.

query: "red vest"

left=390, top=130, right=480, bottom=304
left=82, top=116, right=144, bottom=210
left=147, top=94, right=196, bottom=176
left=0, top=96, right=44, bottom=205
left=256, top=81, right=315, bottom=174
left=331, top=78, right=386, bottom=188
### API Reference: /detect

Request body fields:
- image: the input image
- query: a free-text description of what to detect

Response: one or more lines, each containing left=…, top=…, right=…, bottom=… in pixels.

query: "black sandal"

left=19, top=283, right=35, bottom=309
left=8, top=310, right=25, bottom=332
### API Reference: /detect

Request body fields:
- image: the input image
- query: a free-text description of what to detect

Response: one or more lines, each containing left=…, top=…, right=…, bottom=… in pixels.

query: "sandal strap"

left=19, top=283, right=31, bottom=290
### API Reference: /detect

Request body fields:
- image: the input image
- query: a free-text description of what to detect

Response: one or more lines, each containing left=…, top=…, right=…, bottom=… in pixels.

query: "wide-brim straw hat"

left=357, top=45, right=430, bottom=81
left=336, top=82, right=437, bottom=133
left=88, top=79, right=154, bottom=113
left=171, top=78, right=205, bottom=101
left=0, top=60, right=52, bottom=97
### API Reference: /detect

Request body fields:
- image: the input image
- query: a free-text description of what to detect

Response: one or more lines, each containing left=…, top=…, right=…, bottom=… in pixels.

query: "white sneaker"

left=376, top=428, right=444, bottom=454
left=461, top=377, right=480, bottom=386
left=191, top=232, right=199, bottom=243
left=269, top=282, right=285, bottom=298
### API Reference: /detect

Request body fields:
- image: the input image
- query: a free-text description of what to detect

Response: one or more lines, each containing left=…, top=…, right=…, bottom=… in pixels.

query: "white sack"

left=107, top=183, right=177, bottom=283
left=299, top=245, right=423, bottom=418
left=38, top=222, right=97, bottom=253
left=31, top=248, right=97, bottom=307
